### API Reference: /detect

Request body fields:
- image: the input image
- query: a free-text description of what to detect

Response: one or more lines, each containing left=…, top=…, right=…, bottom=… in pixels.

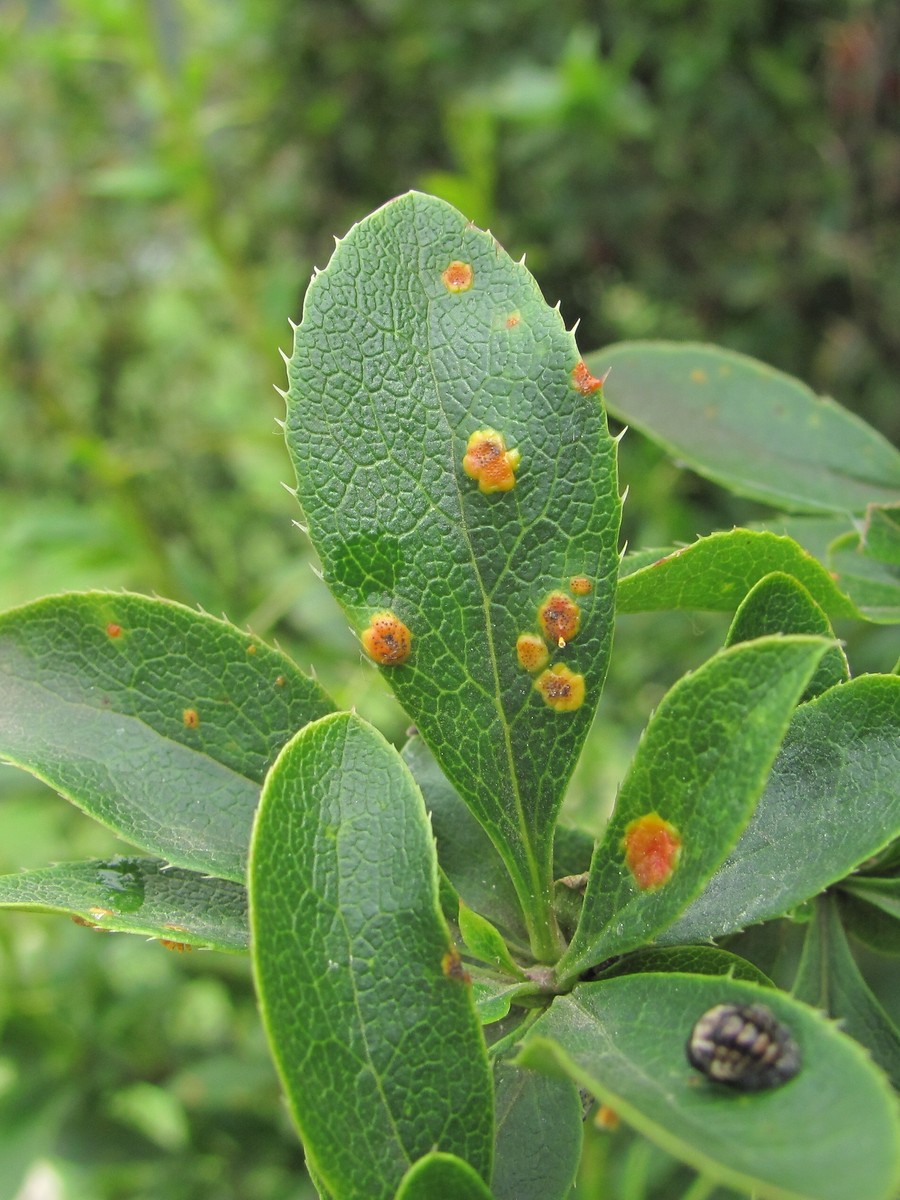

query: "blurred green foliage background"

left=2, top=1, right=898, bottom=1196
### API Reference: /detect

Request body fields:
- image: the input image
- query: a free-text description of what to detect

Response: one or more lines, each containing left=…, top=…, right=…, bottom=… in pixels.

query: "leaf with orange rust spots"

left=555, top=635, right=831, bottom=986
left=284, top=193, right=620, bottom=961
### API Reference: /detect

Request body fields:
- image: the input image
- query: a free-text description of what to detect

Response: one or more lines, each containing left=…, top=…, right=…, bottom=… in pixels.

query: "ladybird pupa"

left=687, top=1002, right=801, bottom=1091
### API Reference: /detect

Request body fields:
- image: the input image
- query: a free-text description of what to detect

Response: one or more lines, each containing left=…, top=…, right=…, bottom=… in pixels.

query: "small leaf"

left=518, top=974, right=900, bottom=1200
left=725, top=571, right=849, bottom=699
left=394, top=1153, right=494, bottom=1200
left=250, top=712, right=493, bottom=1199
left=459, top=902, right=526, bottom=977
left=555, top=636, right=829, bottom=984
left=617, top=530, right=862, bottom=621
left=0, top=857, right=247, bottom=952
left=794, top=895, right=900, bottom=1089
left=491, top=1061, right=582, bottom=1200
left=595, top=945, right=772, bottom=986
left=588, top=341, right=900, bottom=513
left=285, top=192, right=621, bottom=959
left=861, top=502, right=900, bottom=566
left=0, top=592, right=334, bottom=881
left=663, top=674, right=900, bottom=944
left=471, top=975, right=534, bottom=1025
left=829, top=532, right=900, bottom=624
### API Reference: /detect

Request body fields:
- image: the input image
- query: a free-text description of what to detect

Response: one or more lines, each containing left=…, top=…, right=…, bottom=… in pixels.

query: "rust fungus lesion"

left=361, top=611, right=412, bottom=666
left=534, top=663, right=586, bottom=712
left=105, top=623, right=123, bottom=638
left=516, top=633, right=549, bottom=673
left=160, top=939, right=194, bottom=953
left=571, top=361, right=606, bottom=395
left=442, top=945, right=472, bottom=984
left=441, top=260, right=474, bottom=293
left=622, top=813, right=682, bottom=890
left=569, top=575, right=592, bottom=596
left=462, top=428, right=521, bottom=494
left=505, top=311, right=521, bottom=328
left=183, top=708, right=200, bottom=728
left=538, top=591, right=581, bottom=648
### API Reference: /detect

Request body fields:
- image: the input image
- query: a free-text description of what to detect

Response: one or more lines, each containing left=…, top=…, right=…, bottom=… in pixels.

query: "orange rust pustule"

left=516, top=633, right=549, bottom=673
left=361, top=611, right=412, bottom=666
left=442, top=946, right=471, bottom=984
left=595, top=1105, right=620, bottom=1131
left=622, top=813, right=682, bottom=890
left=160, top=939, right=194, bottom=953
left=538, top=592, right=581, bottom=647
left=71, top=915, right=102, bottom=929
left=441, top=260, right=474, bottom=293
left=534, top=663, right=586, bottom=712
left=569, top=575, right=593, bottom=596
left=505, top=312, right=521, bottom=328
left=462, top=428, right=521, bottom=494
left=183, top=708, right=200, bottom=728
left=106, top=623, right=122, bottom=638
left=571, top=361, right=605, bottom=394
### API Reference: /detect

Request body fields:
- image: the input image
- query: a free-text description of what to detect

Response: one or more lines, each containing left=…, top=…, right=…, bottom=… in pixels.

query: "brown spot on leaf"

left=160, top=939, right=194, bottom=953
left=538, top=592, right=581, bottom=647
left=183, top=708, right=200, bottom=728
left=516, top=633, right=549, bottom=673
left=622, top=813, right=682, bottom=889
left=534, top=664, right=586, bottom=712
left=442, top=945, right=471, bottom=983
left=442, top=260, right=474, bottom=293
left=569, top=576, right=592, bottom=596
left=247, top=644, right=257, bottom=655
left=505, top=311, right=521, bottom=328
left=361, top=611, right=412, bottom=666
left=462, top=428, right=521, bottom=494
left=275, top=675, right=286, bottom=687
left=106, top=623, right=122, bottom=638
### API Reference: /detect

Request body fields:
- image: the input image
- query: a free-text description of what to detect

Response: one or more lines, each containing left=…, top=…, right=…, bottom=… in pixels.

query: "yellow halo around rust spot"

left=534, top=663, right=586, bottom=712
left=361, top=611, right=412, bottom=666
left=441, top=260, right=474, bottom=293
left=462, top=428, right=521, bottom=494
left=516, top=633, right=549, bottom=673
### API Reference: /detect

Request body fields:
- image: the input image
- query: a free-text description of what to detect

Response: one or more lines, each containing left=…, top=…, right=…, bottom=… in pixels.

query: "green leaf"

left=595, top=945, right=772, bottom=986
left=491, top=1061, right=582, bottom=1200
left=794, top=895, right=900, bottom=1089
left=587, top=341, right=900, bottom=514
left=518, top=974, right=900, bottom=1200
left=471, top=975, right=534, bottom=1025
left=617, top=530, right=862, bottom=621
left=394, top=1153, right=494, bottom=1200
left=250, top=712, right=493, bottom=1199
left=840, top=875, right=900, bottom=922
left=828, top=532, right=900, bottom=624
left=861, top=502, right=900, bottom=566
left=0, top=857, right=247, bottom=952
left=285, top=192, right=621, bottom=959
left=555, top=636, right=829, bottom=984
left=662, top=674, right=900, bottom=944
left=725, top=572, right=849, bottom=699
left=838, top=889, right=900, bottom=957
left=0, top=592, right=334, bottom=881
left=459, top=902, right=526, bottom=977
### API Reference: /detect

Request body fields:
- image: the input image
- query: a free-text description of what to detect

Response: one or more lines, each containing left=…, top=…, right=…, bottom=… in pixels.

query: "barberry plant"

left=1, top=193, right=899, bottom=1200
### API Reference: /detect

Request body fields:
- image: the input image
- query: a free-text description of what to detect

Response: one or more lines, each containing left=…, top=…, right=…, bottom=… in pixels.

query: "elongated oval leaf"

left=556, top=636, right=829, bottom=984
left=663, top=674, right=900, bottom=944
left=395, top=1153, right=494, bottom=1200
left=250, top=712, right=493, bottom=1199
left=595, top=945, right=772, bottom=986
left=519, top=974, right=900, bottom=1200
left=491, top=1062, right=582, bottom=1200
left=725, top=572, right=849, bottom=699
left=0, top=592, right=334, bottom=881
left=794, top=895, right=900, bottom=1088
left=0, top=857, right=247, bottom=952
left=285, top=192, right=621, bottom=958
left=588, top=341, right=900, bottom=513
left=617, top=530, right=860, bottom=620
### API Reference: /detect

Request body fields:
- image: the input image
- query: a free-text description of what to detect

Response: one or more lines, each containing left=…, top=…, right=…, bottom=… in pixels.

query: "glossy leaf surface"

left=250, top=712, right=492, bottom=1199
left=285, top=192, right=621, bottom=957
left=0, top=592, right=334, bottom=880
left=0, top=857, right=247, bottom=952
left=491, top=1061, right=582, bottom=1200
left=664, top=674, right=900, bottom=944
left=519, top=974, right=900, bottom=1200
left=394, top=1153, right=494, bottom=1200
left=588, top=341, right=900, bottom=513
left=556, top=636, right=829, bottom=983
